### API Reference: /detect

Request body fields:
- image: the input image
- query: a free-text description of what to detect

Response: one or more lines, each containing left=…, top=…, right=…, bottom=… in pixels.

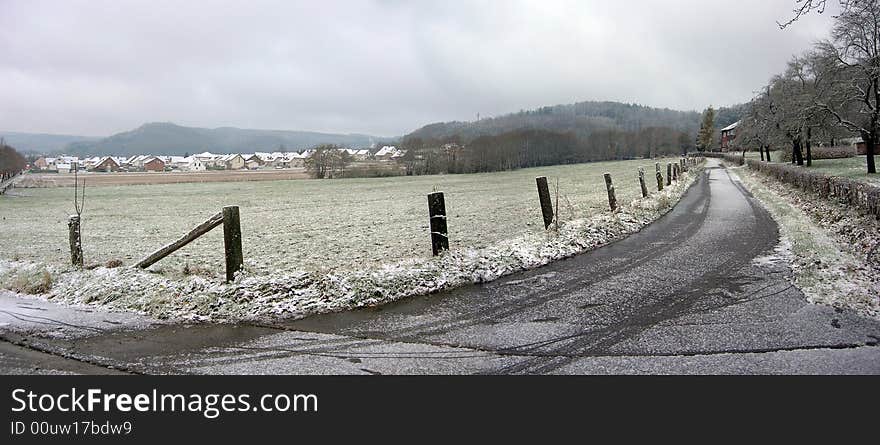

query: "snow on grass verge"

left=728, top=165, right=879, bottom=319
left=1, top=162, right=705, bottom=322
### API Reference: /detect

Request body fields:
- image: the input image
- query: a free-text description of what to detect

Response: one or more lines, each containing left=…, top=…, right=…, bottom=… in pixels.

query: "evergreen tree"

left=697, top=106, right=716, bottom=150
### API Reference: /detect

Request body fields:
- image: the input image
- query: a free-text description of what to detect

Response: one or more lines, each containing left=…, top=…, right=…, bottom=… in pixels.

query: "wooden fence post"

left=535, top=176, right=554, bottom=229
left=655, top=162, right=664, bottom=191
left=427, top=192, right=448, bottom=256
left=666, top=163, right=672, bottom=185
left=222, top=205, right=243, bottom=282
left=604, top=172, right=617, bottom=212
left=673, top=164, right=678, bottom=181
left=68, top=215, right=83, bottom=268
left=638, top=167, right=648, bottom=198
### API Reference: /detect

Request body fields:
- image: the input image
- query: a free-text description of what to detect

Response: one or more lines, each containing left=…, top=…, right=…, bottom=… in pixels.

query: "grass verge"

left=728, top=165, right=879, bottom=319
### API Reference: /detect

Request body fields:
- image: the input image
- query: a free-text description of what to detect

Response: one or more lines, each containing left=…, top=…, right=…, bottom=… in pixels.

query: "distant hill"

left=405, top=101, right=704, bottom=143
left=0, top=131, right=100, bottom=153
left=62, top=122, right=394, bottom=157
left=405, top=101, right=744, bottom=143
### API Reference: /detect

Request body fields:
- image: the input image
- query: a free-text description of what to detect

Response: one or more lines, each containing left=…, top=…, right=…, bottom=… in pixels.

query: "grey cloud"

left=0, top=0, right=836, bottom=137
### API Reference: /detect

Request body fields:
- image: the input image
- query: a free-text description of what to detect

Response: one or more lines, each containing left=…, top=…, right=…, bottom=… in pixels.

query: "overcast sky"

left=0, top=0, right=836, bottom=137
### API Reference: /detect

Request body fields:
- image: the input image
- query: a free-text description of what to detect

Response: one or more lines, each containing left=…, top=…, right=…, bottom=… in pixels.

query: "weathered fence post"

left=603, top=173, right=617, bottom=212
left=638, top=167, right=649, bottom=198
left=666, top=163, right=672, bottom=185
left=535, top=176, right=554, bottom=229
left=655, top=162, right=664, bottom=191
left=427, top=192, right=448, bottom=256
left=222, top=205, right=243, bottom=282
left=68, top=215, right=83, bottom=268
left=673, top=164, right=678, bottom=181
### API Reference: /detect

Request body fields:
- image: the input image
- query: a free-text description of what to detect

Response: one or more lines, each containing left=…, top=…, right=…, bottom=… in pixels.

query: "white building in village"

left=181, top=156, right=206, bottom=171
left=375, top=145, right=404, bottom=160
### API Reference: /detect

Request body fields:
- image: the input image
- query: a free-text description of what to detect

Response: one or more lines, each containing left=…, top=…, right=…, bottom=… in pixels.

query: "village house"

left=272, top=154, right=292, bottom=169
left=217, top=153, right=246, bottom=170
left=354, top=149, right=371, bottom=160
left=841, top=137, right=868, bottom=155
left=720, top=121, right=739, bottom=152
left=126, top=154, right=154, bottom=169
left=55, top=162, right=73, bottom=173
left=341, top=148, right=371, bottom=161
left=143, top=157, right=166, bottom=172
left=194, top=152, right=223, bottom=168
left=160, top=156, right=188, bottom=169
left=34, top=156, right=79, bottom=171
left=181, top=156, right=206, bottom=171
left=243, top=154, right=264, bottom=170
left=286, top=152, right=306, bottom=167
left=34, top=155, right=80, bottom=171
left=81, top=156, right=103, bottom=170
left=375, top=145, right=403, bottom=160
left=90, top=156, right=121, bottom=172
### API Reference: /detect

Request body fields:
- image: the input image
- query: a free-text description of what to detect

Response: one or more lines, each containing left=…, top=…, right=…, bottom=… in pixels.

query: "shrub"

left=1, top=267, right=53, bottom=294
left=777, top=146, right=856, bottom=162
left=343, top=165, right=404, bottom=178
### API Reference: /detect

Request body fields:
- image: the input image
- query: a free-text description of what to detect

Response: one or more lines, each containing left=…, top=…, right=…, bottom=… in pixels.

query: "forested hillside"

left=407, top=101, right=702, bottom=141
left=400, top=101, right=742, bottom=174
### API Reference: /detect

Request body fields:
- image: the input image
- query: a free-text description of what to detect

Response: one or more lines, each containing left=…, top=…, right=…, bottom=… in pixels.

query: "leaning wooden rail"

left=134, top=206, right=244, bottom=282
left=135, top=211, right=224, bottom=269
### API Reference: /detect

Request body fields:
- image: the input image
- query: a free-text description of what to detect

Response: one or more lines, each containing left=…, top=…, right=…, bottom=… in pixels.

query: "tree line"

left=734, top=0, right=878, bottom=173
left=0, top=138, right=27, bottom=180
left=398, top=126, right=694, bottom=176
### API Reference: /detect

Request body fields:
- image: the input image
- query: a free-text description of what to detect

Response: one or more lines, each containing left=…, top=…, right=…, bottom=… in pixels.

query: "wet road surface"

left=2, top=161, right=879, bottom=374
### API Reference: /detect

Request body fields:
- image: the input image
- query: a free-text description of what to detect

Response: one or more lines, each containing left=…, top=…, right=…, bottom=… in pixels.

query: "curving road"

left=2, top=160, right=879, bottom=374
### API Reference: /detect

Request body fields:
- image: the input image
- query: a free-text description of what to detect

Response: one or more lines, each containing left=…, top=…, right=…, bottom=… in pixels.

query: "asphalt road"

left=2, top=160, right=879, bottom=374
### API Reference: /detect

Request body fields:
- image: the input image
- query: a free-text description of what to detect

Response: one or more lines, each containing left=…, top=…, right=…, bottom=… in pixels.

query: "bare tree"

left=304, top=144, right=336, bottom=179
left=334, top=150, right=352, bottom=178
left=810, top=1, right=880, bottom=173
left=734, top=89, right=777, bottom=161
left=778, top=0, right=831, bottom=28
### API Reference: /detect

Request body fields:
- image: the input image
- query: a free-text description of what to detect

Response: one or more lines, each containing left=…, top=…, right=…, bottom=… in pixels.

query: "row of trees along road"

left=0, top=138, right=27, bottom=180
left=734, top=0, right=879, bottom=173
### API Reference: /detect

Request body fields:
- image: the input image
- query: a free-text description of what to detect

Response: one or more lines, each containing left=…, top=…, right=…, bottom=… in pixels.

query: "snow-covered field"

left=1, top=157, right=686, bottom=275
left=0, top=157, right=702, bottom=321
